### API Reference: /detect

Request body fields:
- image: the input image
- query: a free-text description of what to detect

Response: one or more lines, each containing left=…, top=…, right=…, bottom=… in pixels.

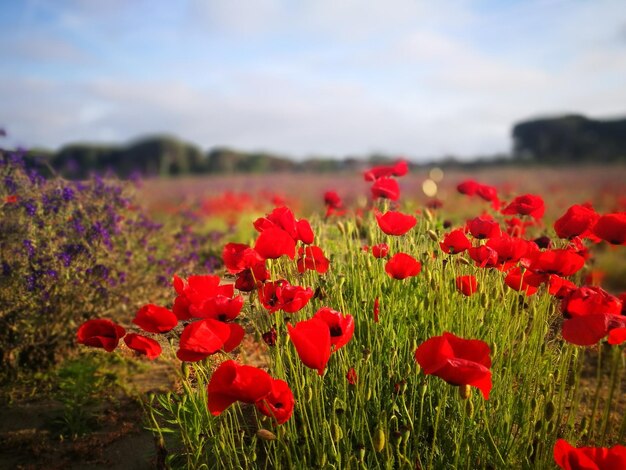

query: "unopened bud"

left=256, top=429, right=276, bottom=441
left=544, top=401, right=556, bottom=421
left=459, top=384, right=471, bottom=400
left=373, top=427, right=386, bottom=452
left=331, top=422, right=343, bottom=442
left=427, top=229, right=438, bottom=242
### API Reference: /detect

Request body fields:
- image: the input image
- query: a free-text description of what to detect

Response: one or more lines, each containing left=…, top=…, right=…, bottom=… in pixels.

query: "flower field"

left=3, top=148, right=626, bottom=469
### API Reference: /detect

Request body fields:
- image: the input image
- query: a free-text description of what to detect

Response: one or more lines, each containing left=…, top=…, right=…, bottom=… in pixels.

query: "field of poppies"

left=3, top=147, right=626, bottom=469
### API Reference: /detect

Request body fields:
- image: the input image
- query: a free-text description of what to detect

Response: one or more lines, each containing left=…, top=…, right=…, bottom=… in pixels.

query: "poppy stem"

left=482, top=404, right=506, bottom=466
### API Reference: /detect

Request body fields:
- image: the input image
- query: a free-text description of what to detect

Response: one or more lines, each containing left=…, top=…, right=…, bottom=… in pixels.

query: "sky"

left=0, top=0, right=625, bottom=161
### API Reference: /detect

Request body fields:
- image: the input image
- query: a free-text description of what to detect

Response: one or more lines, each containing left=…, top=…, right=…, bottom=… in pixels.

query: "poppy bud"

left=466, top=399, right=474, bottom=417
left=530, top=397, right=538, bottom=411
left=459, top=384, right=471, bottom=400
left=546, top=421, right=555, bottom=433
left=544, top=401, right=556, bottom=421
left=373, top=427, right=386, bottom=452
left=429, top=278, right=437, bottom=290
left=318, top=453, right=327, bottom=467
left=331, top=422, right=343, bottom=442
left=402, top=427, right=411, bottom=444
left=181, top=361, right=191, bottom=379
left=256, top=429, right=277, bottom=441
left=427, top=229, right=438, bottom=242
left=336, top=221, right=346, bottom=235
left=424, top=208, right=433, bottom=222
left=305, top=386, right=313, bottom=403
left=357, top=444, right=366, bottom=462
left=534, top=420, right=543, bottom=432
left=480, top=292, right=489, bottom=309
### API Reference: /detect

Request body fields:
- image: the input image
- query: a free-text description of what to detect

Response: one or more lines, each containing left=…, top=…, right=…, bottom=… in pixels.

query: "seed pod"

left=256, top=429, right=277, bottom=441
left=373, top=427, right=386, bottom=452
left=544, top=401, right=556, bottom=421
left=459, top=384, right=471, bottom=400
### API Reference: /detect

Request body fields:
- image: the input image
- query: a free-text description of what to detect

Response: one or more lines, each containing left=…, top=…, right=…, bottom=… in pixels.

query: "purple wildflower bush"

left=0, top=148, right=216, bottom=379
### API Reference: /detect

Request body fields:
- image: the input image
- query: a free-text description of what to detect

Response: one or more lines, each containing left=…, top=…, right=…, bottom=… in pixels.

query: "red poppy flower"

left=486, top=235, right=537, bottom=267
left=456, top=275, right=478, bottom=296
left=375, top=210, right=417, bottom=236
left=5, top=195, right=18, bottom=204
left=414, top=332, right=492, bottom=399
left=467, top=216, right=501, bottom=239
left=207, top=360, right=273, bottom=415
left=562, top=313, right=626, bottom=346
left=313, top=307, right=355, bottom=351
left=235, top=264, right=269, bottom=292
left=592, top=212, right=626, bottom=245
left=561, top=286, right=622, bottom=318
left=77, top=319, right=126, bottom=352
left=476, top=184, right=500, bottom=209
left=222, top=243, right=264, bottom=273
left=254, top=227, right=296, bottom=260
left=385, top=253, right=421, bottom=280
left=297, top=245, right=330, bottom=274
left=373, top=297, right=380, bottom=323
left=173, top=275, right=234, bottom=320
left=371, top=243, right=389, bottom=258
left=457, top=180, right=479, bottom=195
left=296, top=219, right=315, bottom=245
left=608, top=327, right=626, bottom=345
left=468, top=245, right=499, bottom=268
left=259, top=280, right=314, bottom=314
left=505, top=217, right=531, bottom=237
left=504, top=267, right=548, bottom=296
left=262, top=327, right=277, bottom=346
left=324, top=190, right=344, bottom=217
left=548, top=275, right=577, bottom=299
left=346, top=367, right=358, bottom=385
left=255, top=378, right=294, bottom=424
left=554, top=204, right=599, bottom=240
left=364, top=160, right=408, bottom=181
left=527, top=249, right=586, bottom=277
left=440, top=229, right=471, bottom=254
left=190, top=295, right=244, bottom=322
left=176, top=319, right=244, bottom=362
left=324, top=190, right=342, bottom=209
left=124, top=333, right=162, bottom=360
left=287, top=318, right=331, bottom=375
left=501, top=194, right=545, bottom=219
left=133, top=304, right=178, bottom=334
left=254, top=206, right=314, bottom=245
left=554, top=439, right=626, bottom=470
left=371, top=177, right=400, bottom=201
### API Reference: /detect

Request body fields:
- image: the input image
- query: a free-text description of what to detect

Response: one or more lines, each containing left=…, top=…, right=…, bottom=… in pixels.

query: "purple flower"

left=23, top=240, right=35, bottom=257
left=62, top=187, right=75, bottom=202
left=22, top=200, right=37, bottom=216
left=4, top=176, right=17, bottom=193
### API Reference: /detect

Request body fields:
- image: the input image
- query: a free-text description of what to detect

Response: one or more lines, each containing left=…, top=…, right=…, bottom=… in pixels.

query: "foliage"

left=0, top=148, right=216, bottom=380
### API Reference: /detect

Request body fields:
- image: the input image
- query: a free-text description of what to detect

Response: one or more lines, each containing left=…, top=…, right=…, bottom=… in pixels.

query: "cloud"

left=1, top=1, right=625, bottom=159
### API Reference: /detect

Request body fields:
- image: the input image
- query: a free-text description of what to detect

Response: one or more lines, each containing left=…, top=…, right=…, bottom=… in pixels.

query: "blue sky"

left=1, top=0, right=625, bottom=160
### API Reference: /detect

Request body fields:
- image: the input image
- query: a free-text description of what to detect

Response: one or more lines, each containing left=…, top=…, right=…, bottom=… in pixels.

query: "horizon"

left=1, top=1, right=625, bottom=161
